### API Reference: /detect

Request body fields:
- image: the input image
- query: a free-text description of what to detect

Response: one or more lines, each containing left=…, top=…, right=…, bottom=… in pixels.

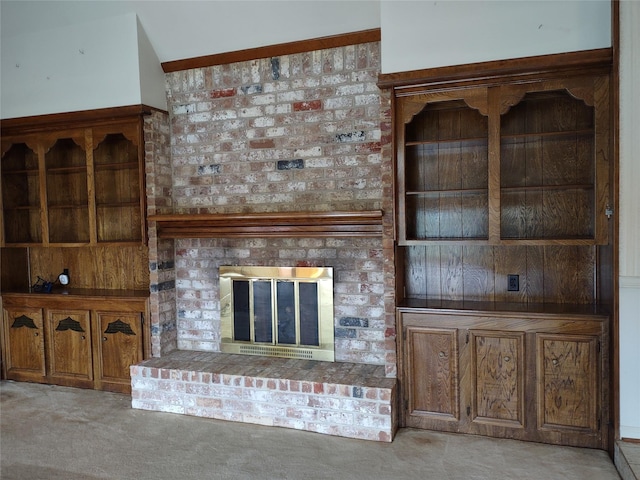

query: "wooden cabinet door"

left=467, top=329, right=526, bottom=437
left=536, top=333, right=601, bottom=445
left=403, top=325, right=462, bottom=432
left=93, top=311, right=143, bottom=393
left=398, top=309, right=606, bottom=448
left=46, top=309, right=93, bottom=387
left=2, top=307, right=46, bottom=381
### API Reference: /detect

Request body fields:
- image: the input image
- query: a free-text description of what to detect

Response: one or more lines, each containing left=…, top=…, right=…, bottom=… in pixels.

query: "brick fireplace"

left=131, top=40, right=398, bottom=441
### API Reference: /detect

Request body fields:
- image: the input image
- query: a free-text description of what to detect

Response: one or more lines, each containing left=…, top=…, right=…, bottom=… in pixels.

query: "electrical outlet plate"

left=507, top=274, right=519, bottom=292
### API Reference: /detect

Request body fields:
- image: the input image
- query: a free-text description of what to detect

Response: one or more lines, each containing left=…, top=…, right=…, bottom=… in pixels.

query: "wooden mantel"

left=148, top=210, right=384, bottom=238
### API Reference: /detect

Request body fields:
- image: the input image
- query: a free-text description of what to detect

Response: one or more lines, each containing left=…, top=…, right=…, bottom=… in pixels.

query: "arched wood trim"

left=401, top=89, right=490, bottom=124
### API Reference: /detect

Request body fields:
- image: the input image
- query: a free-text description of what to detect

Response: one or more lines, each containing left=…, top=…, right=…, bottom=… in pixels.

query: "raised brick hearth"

left=131, top=351, right=397, bottom=441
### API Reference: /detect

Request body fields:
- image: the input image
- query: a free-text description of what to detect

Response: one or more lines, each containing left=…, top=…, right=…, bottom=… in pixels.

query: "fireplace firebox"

left=219, top=266, right=334, bottom=361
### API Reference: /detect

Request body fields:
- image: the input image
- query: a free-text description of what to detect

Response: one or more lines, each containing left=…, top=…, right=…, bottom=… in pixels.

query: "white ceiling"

left=0, top=1, right=381, bottom=64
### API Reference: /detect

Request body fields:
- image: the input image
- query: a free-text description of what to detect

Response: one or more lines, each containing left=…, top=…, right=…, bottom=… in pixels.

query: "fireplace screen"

left=219, top=266, right=334, bottom=361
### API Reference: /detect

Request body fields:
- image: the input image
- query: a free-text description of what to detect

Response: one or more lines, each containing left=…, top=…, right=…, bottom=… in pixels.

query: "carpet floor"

left=0, top=380, right=621, bottom=480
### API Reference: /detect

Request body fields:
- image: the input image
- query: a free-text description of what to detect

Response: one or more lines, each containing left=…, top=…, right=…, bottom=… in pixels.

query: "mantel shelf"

left=148, top=210, right=384, bottom=238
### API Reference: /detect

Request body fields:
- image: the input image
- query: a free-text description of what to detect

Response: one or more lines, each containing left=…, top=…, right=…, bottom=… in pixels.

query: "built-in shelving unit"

left=387, top=49, right=614, bottom=450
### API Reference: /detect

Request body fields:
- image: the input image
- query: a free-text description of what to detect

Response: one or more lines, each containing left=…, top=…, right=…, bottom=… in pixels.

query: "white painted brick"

left=324, top=97, right=353, bottom=109
left=243, top=414, right=275, bottom=427
left=355, top=94, right=380, bottom=106
left=158, top=404, right=186, bottom=414
left=250, top=94, right=276, bottom=105
left=277, top=90, right=306, bottom=102
left=293, top=145, right=322, bottom=157
left=318, top=410, right=354, bottom=425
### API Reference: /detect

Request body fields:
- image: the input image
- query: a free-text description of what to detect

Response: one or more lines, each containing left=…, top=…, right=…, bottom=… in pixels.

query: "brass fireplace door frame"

left=219, top=266, right=335, bottom=361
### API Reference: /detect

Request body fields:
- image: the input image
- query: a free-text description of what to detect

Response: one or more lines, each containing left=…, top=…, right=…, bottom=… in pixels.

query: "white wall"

left=380, top=0, right=610, bottom=73
left=618, top=0, right=640, bottom=440
left=0, top=0, right=381, bottom=120
left=0, top=12, right=167, bottom=119
left=136, top=18, right=167, bottom=111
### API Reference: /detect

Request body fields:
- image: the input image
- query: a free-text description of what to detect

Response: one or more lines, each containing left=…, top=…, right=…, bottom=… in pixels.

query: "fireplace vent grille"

left=239, top=345, right=314, bottom=360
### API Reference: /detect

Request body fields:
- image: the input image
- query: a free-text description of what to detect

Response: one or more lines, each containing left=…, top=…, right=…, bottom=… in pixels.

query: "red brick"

left=293, top=100, right=322, bottom=111
left=249, top=139, right=275, bottom=149
left=210, top=88, right=235, bottom=99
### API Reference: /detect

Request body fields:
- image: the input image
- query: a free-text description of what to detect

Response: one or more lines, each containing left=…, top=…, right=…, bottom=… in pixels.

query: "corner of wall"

left=137, top=16, right=168, bottom=112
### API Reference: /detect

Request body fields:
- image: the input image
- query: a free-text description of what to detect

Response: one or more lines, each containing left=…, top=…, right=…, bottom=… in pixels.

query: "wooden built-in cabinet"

left=0, top=106, right=160, bottom=391
left=388, top=51, right=614, bottom=450
left=398, top=307, right=608, bottom=449
left=2, top=292, right=148, bottom=393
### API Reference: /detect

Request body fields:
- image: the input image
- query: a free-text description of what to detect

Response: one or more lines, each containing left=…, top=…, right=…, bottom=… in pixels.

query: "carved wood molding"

left=379, top=48, right=612, bottom=92
left=162, top=29, right=381, bottom=73
left=401, top=89, right=490, bottom=124
left=0, top=105, right=165, bottom=137
left=148, top=211, right=384, bottom=239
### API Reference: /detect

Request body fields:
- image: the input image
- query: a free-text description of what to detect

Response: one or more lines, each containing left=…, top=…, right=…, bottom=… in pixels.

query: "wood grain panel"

left=404, top=245, right=427, bottom=297
left=472, top=330, right=525, bottom=427
left=94, top=311, right=143, bottom=384
left=462, top=246, right=494, bottom=301
left=407, top=326, right=459, bottom=418
left=424, top=246, right=442, bottom=299
left=543, top=246, right=595, bottom=304
left=525, top=246, right=545, bottom=302
left=461, top=193, right=488, bottom=239
left=438, top=110, right=462, bottom=190
left=406, top=106, right=438, bottom=144
left=28, top=246, right=149, bottom=290
left=2, top=307, right=46, bottom=377
left=537, top=333, right=598, bottom=432
left=440, top=246, right=463, bottom=301
left=1, top=248, right=29, bottom=291
left=47, top=309, right=93, bottom=382
left=439, top=194, right=463, bottom=238
left=401, top=244, right=594, bottom=305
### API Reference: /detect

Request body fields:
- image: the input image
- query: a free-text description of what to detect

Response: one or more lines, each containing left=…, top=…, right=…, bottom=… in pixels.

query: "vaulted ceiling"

left=0, top=1, right=380, bottom=64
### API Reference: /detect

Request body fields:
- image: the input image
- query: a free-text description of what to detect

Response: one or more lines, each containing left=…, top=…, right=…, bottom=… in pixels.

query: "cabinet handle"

left=81, top=335, right=86, bottom=340
left=438, top=351, right=445, bottom=358
left=34, top=332, right=39, bottom=337
left=552, top=359, right=559, bottom=366
left=103, top=337, right=107, bottom=342
left=503, top=356, right=511, bottom=362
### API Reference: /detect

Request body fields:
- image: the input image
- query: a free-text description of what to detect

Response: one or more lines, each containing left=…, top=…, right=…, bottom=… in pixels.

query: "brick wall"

left=147, top=42, right=396, bottom=372
left=144, top=111, right=176, bottom=357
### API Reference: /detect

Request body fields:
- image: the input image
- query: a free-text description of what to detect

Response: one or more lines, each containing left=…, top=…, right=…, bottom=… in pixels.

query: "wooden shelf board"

left=397, top=297, right=610, bottom=318
left=148, top=210, right=384, bottom=239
